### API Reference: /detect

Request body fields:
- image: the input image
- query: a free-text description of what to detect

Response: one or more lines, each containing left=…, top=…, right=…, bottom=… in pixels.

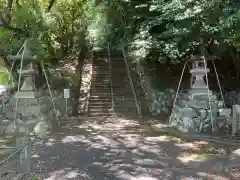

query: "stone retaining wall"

left=149, top=88, right=240, bottom=117
left=78, top=52, right=93, bottom=115
left=0, top=89, right=75, bottom=138
left=149, top=88, right=176, bottom=116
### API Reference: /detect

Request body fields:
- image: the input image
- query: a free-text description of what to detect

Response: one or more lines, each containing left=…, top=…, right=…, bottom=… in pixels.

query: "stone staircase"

left=88, top=51, right=114, bottom=117
left=88, top=49, right=144, bottom=118
left=110, top=50, right=138, bottom=117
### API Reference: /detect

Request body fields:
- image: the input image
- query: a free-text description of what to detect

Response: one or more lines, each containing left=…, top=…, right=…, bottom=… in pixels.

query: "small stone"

left=33, top=121, right=50, bottom=138
left=169, top=89, right=174, bottom=94
left=178, top=125, right=188, bottom=133
left=38, top=114, right=48, bottom=121
left=218, top=108, right=231, bottom=118
left=156, top=108, right=161, bottom=114
left=182, top=117, right=192, bottom=129
left=162, top=107, right=169, bottom=114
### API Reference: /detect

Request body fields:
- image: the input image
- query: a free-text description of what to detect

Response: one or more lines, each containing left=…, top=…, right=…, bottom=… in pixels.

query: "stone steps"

left=87, top=49, right=144, bottom=117
left=88, top=112, right=115, bottom=117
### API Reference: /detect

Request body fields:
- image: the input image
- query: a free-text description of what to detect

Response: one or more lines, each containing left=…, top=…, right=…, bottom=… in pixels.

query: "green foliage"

left=0, top=72, right=11, bottom=85
left=0, top=0, right=90, bottom=67
left=93, top=0, right=240, bottom=67
left=0, top=0, right=237, bottom=76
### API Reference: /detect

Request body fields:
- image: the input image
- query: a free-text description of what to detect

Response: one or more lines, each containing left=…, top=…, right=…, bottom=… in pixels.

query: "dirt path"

left=28, top=117, right=238, bottom=180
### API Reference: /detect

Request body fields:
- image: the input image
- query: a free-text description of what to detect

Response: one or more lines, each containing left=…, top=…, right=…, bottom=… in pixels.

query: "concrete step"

left=88, top=100, right=112, bottom=104
left=90, top=84, right=111, bottom=87
left=89, top=96, right=112, bottom=99
left=114, top=103, right=136, bottom=107
left=89, top=98, right=112, bottom=101
left=90, top=80, right=111, bottom=83
left=90, top=91, right=111, bottom=93
left=92, top=67, right=110, bottom=70
left=90, top=87, right=111, bottom=90
left=88, top=108, right=113, bottom=112
left=88, top=112, right=115, bottom=117
left=88, top=105, right=113, bottom=108
left=89, top=95, right=112, bottom=98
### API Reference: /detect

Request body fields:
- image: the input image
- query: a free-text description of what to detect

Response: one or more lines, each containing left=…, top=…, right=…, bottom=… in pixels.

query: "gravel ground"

left=26, top=117, right=236, bottom=180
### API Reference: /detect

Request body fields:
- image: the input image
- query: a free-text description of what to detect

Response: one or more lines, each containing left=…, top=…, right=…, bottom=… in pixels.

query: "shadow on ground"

left=30, top=117, right=238, bottom=180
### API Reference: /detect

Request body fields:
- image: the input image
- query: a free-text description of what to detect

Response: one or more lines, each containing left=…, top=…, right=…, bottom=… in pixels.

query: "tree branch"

left=47, top=0, right=57, bottom=12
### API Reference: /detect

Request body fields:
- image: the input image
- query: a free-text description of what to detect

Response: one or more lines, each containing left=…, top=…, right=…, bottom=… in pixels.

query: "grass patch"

left=0, top=72, right=11, bottom=85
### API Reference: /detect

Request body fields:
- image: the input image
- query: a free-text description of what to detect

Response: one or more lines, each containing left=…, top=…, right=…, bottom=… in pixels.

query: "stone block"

left=215, top=116, right=226, bottom=128
left=192, top=117, right=201, bottom=128
left=207, top=109, right=218, bottom=118
left=218, top=108, right=231, bottom=118
left=181, top=107, right=198, bottom=118
left=187, top=100, right=218, bottom=110
left=191, top=94, right=217, bottom=101
left=33, top=121, right=51, bottom=138
left=0, top=119, right=11, bottom=135
left=187, top=100, right=208, bottom=109
left=14, top=91, right=41, bottom=98
left=217, top=101, right=224, bottom=109
left=15, top=98, right=39, bottom=105
left=178, top=99, right=188, bottom=108
left=232, top=105, right=240, bottom=136
left=188, top=88, right=212, bottom=95
left=199, top=109, right=207, bottom=119
left=13, top=104, right=49, bottom=115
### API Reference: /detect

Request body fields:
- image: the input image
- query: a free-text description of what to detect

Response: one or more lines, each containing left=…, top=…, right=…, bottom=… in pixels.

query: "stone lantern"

left=189, top=55, right=212, bottom=95
left=8, top=40, right=39, bottom=98
left=6, top=39, right=53, bottom=136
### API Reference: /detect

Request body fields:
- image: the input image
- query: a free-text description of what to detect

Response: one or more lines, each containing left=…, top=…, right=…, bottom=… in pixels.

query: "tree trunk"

left=72, top=32, right=87, bottom=115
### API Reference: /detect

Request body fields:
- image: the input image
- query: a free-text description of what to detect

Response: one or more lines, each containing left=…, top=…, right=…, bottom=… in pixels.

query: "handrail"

left=0, top=146, right=23, bottom=166
left=121, top=48, right=142, bottom=117
left=0, top=137, right=31, bottom=178
left=107, top=44, right=115, bottom=113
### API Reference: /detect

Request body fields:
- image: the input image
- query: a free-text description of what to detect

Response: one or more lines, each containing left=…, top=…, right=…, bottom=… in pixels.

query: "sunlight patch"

left=196, top=172, right=229, bottom=180
left=44, top=169, right=65, bottom=180
left=31, top=153, right=40, bottom=158
left=94, top=135, right=120, bottom=147
left=144, top=136, right=170, bottom=142
left=44, top=168, right=92, bottom=180
left=92, top=161, right=103, bottom=166
left=175, top=143, right=199, bottom=150
left=177, top=153, right=218, bottom=164
left=134, top=158, right=168, bottom=167
left=132, top=176, right=158, bottom=180
left=138, top=143, right=162, bottom=154
left=45, top=141, right=54, bottom=146
left=61, top=135, right=90, bottom=143
left=64, top=169, right=80, bottom=178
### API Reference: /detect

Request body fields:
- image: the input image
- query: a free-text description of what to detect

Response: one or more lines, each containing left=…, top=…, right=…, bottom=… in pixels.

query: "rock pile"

left=0, top=89, right=71, bottom=138
left=149, top=88, right=175, bottom=116
left=225, top=90, right=240, bottom=107
left=170, top=93, right=231, bottom=133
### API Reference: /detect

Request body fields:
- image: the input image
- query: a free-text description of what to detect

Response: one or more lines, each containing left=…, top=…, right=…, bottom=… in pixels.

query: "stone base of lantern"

left=188, top=88, right=212, bottom=95
left=14, top=90, right=41, bottom=99
left=3, top=95, right=54, bottom=137
left=170, top=92, right=231, bottom=133
left=12, top=96, right=51, bottom=116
